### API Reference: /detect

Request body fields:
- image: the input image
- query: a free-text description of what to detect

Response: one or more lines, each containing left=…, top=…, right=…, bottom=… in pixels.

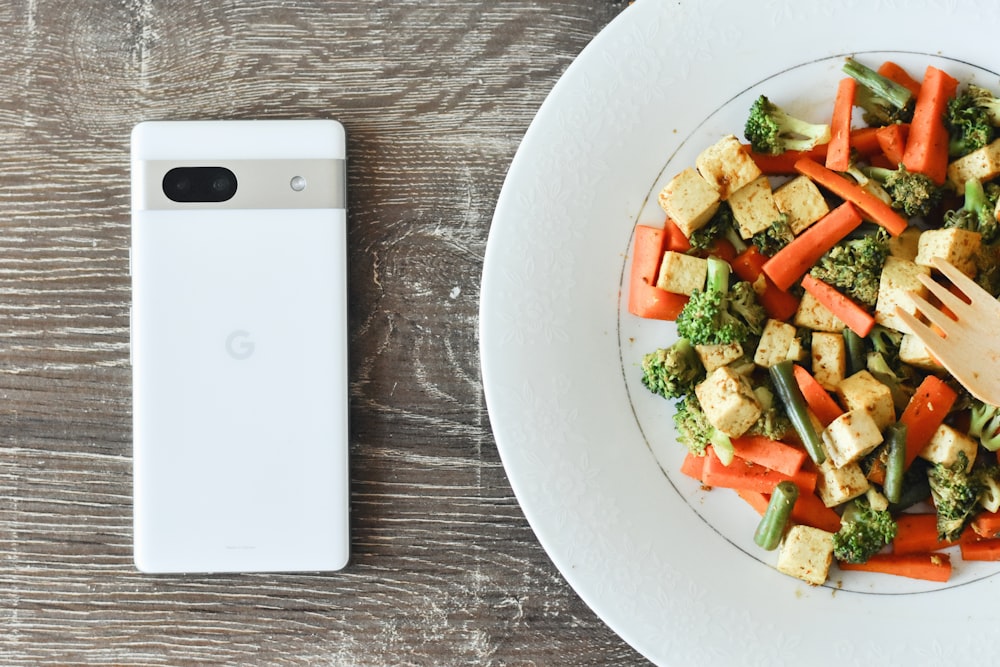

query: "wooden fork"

left=895, top=256, right=1000, bottom=407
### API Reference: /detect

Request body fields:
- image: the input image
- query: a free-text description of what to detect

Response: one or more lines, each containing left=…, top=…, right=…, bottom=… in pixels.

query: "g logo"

left=226, top=330, right=255, bottom=360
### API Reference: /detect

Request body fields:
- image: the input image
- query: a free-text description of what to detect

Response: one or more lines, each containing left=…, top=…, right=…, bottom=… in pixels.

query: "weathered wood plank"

left=0, top=0, right=648, bottom=664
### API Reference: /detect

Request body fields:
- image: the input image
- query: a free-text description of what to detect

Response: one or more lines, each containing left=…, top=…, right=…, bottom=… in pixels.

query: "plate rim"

left=479, top=2, right=1000, bottom=664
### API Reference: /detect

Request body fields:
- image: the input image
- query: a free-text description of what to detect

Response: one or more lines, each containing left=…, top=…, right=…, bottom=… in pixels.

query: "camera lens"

left=162, top=167, right=237, bottom=203
left=212, top=175, right=233, bottom=193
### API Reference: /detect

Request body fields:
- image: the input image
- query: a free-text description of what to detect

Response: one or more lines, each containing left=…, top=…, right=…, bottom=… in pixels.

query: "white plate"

left=480, top=1, right=1000, bottom=664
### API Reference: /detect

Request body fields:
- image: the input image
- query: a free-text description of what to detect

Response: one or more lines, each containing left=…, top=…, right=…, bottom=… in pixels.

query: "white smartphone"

left=130, top=120, right=349, bottom=573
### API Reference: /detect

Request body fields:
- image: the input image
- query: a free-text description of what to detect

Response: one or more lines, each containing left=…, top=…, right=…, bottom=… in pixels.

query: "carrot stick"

left=627, top=225, right=689, bottom=320
left=878, top=61, right=922, bottom=97
left=746, top=144, right=827, bottom=174
left=893, top=513, right=962, bottom=554
left=629, top=225, right=665, bottom=289
left=791, top=364, right=844, bottom=427
left=703, top=238, right=737, bottom=263
left=663, top=217, right=691, bottom=253
left=960, top=538, right=1000, bottom=561
left=731, top=246, right=800, bottom=321
left=735, top=488, right=770, bottom=513
left=868, top=153, right=896, bottom=170
left=680, top=451, right=706, bottom=481
left=850, top=127, right=884, bottom=158
left=737, top=488, right=841, bottom=533
left=800, top=274, right=876, bottom=337
left=790, top=489, right=843, bottom=532
left=826, top=77, right=856, bottom=171
left=628, top=282, right=688, bottom=321
left=899, top=375, right=958, bottom=468
left=837, top=552, right=952, bottom=582
left=761, top=201, right=863, bottom=291
left=731, top=435, right=807, bottom=477
left=902, top=65, right=959, bottom=185
left=794, top=157, right=909, bottom=236
left=701, top=448, right=817, bottom=495
left=875, top=123, right=909, bottom=166
left=972, top=511, right=1000, bottom=538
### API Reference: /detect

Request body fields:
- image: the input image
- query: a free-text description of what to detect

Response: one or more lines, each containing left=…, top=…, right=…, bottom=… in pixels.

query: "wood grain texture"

left=0, top=1, right=650, bottom=665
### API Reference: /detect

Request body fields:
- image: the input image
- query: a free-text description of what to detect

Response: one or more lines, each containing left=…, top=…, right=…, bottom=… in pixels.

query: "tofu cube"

left=919, top=424, right=978, bottom=471
left=810, top=331, right=846, bottom=391
left=874, top=256, right=931, bottom=333
left=695, top=135, right=762, bottom=200
left=794, top=291, right=846, bottom=332
left=822, top=409, right=884, bottom=468
left=773, top=175, right=830, bottom=235
left=694, top=366, right=762, bottom=438
left=816, top=458, right=870, bottom=507
left=694, top=343, right=744, bottom=373
left=655, top=251, right=708, bottom=295
left=888, top=226, right=922, bottom=261
left=947, top=138, right=1000, bottom=190
left=657, top=167, right=721, bottom=238
left=776, top=525, right=835, bottom=586
left=899, top=332, right=942, bottom=371
left=836, top=370, right=896, bottom=431
left=728, top=175, right=783, bottom=239
left=915, top=227, right=981, bottom=277
left=753, top=318, right=798, bottom=368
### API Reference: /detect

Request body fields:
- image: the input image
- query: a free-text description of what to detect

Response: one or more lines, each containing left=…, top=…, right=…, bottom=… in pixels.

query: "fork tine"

left=893, top=306, right=939, bottom=342
left=917, top=272, right=974, bottom=321
left=893, top=306, right=967, bottom=379
left=932, top=256, right=990, bottom=305
left=906, top=290, right=962, bottom=336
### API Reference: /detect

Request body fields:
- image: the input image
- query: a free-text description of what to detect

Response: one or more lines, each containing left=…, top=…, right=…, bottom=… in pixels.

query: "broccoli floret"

left=946, top=89, right=996, bottom=157
left=869, top=324, right=903, bottom=365
left=676, top=257, right=766, bottom=346
left=688, top=202, right=748, bottom=254
left=832, top=496, right=898, bottom=564
left=864, top=164, right=945, bottom=219
left=966, top=84, right=1000, bottom=125
left=745, top=382, right=792, bottom=441
left=969, top=400, right=1000, bottom=452
left=974, top=243, right=1000, bottom=296
left=987, top=181, right=1000, bottom=208
left=867, top=350, right=915, bottom=412
left=744, top=95, right=832, bottom=155
left=750, top=216, right=794, bottom=257
left=975, top=463, right=1000, bottom=513
left=808, top=227, right=889, bottom=307
left=726, top=281, right=767, bottom=332
left=842, top=57, right=915, bottom=126
left=928, top=451, right=982, bottom=541
left=943, top=177, right=1000, bottom=243
left=673, top=393, right=732, bottom=458
left=640, top=339, right=705, bottom=401
left=865, top=326, right=916, bottom=411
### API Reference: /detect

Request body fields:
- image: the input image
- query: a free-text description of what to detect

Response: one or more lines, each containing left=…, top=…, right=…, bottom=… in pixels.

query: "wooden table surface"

left=0, top=1, right=651, bottom=664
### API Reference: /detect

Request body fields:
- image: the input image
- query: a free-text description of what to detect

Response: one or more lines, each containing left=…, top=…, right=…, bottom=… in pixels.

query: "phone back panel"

left=131, top=121, right=349, bottom=573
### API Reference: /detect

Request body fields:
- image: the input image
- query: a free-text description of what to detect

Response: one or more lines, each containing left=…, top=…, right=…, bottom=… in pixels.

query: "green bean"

left=888, top=458, right=932, bottom=513
left=843, top=328, right=866, bottom=377
left=882, top=422, right=908, bottom=504
left=754, top=481, right=799, bottom=550
left=769, top=360, right=826, bottom=464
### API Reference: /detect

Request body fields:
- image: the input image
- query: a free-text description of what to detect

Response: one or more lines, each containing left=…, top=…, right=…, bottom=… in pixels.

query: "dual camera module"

left=163, top=167, right=238, bottom=203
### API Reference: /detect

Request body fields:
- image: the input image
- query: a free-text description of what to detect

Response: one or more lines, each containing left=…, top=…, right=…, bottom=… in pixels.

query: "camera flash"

left=290, top=175, right=307, bottom=192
